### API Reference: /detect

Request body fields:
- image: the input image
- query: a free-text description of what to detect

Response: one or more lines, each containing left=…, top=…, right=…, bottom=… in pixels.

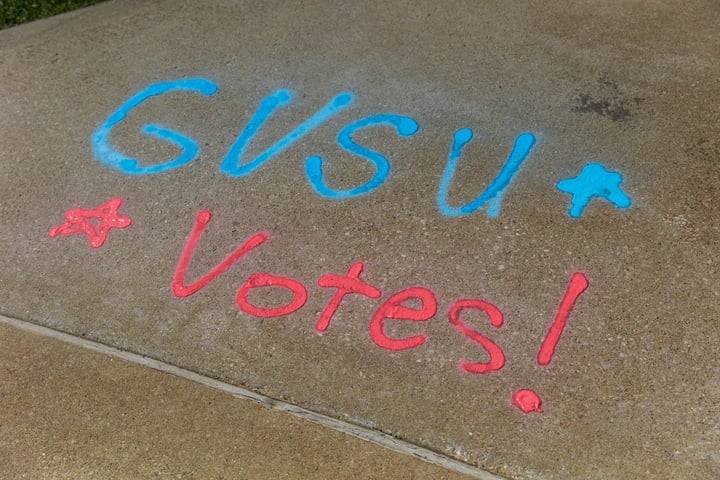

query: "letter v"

left=172, top=209, right=270, bottom=297
left=220, top=89, right=354, bottom=177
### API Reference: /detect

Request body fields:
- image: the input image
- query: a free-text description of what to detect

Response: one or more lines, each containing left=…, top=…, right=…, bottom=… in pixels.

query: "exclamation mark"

left=512, top=272, right=589, bottom=413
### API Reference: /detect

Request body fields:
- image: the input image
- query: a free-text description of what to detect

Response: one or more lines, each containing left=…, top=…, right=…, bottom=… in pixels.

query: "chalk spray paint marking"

left=48, top=197, right=132, bottom=249
left=220, top=90, right=354, bottom=177
left=316, top=261, right=382, bottom=333
left=448, top=299, right=506, bottom=374
left=305, top=114, right=419, bottom=199
left=92, top=78, right=219, bottom=175
left=556, top=162, right=631, bottom=218
left=171, top=210, right=270, bottom=298
left=512, top=389, right=543, bottom=413
left=437, top=128, right=537, bottom=218
left=370, top=287, right=438, bottom=351
left=236, top=272, right=308, bottom=317
left=512, top=272, right=589, bottom=414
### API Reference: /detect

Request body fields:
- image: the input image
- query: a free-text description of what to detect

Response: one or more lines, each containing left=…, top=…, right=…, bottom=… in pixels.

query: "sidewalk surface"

left=0, top=322, right=469, bottom=479
left=0, top=1, right=718, bottom=479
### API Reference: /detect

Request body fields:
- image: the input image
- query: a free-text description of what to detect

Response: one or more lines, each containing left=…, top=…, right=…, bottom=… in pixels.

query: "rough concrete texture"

left=0, top=1, right=718, bottom=479
left=0, top=322, right=470, bottom=479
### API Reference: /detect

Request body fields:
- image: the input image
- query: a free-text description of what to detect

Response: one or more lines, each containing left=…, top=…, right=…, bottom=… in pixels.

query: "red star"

left=48, top=197, right=133, bottom=249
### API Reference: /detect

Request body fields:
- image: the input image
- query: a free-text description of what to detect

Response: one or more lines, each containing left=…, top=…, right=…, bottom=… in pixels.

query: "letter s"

left=305, top=114, right=419, bottom=200
left=92, top=77, right=218, bottom=175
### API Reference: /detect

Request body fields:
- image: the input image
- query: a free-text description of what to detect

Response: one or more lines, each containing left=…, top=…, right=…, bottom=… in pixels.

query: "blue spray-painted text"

left=92, top=77, right=631, bottom=219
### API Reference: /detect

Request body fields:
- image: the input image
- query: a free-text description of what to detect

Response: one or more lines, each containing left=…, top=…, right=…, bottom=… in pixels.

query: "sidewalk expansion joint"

left=0, top=313, right=506, bottom=480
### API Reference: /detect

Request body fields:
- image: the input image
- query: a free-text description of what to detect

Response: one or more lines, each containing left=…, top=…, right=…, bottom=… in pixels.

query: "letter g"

left=92, top=77, right=218, bottom=175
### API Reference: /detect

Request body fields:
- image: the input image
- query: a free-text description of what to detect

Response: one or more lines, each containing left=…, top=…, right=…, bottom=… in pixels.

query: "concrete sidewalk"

left=0, top=1, right=719, bottom=478
left=0, top=320, right=471, bottom=479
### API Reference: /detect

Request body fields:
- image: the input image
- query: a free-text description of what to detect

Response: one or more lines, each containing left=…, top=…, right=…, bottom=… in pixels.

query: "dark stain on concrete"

left=574, top=74, right=642, bottom=121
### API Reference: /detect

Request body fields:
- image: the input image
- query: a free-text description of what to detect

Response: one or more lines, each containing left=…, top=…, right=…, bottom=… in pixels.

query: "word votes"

left=91, top=77, right=632, bottom=219
left=47, top=195, right=588, bottom=414
left=172, top=208, right=589, bottom=413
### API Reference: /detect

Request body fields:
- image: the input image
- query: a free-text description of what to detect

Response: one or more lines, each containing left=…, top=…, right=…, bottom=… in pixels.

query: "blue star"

left=556, top=163, right=631, bottom=218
